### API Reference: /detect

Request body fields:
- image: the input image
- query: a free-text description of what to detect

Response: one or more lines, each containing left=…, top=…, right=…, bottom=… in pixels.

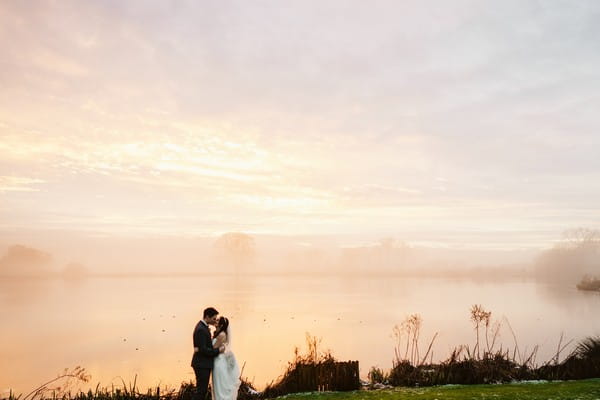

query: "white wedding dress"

left=212, top=332, right=241, bottom=400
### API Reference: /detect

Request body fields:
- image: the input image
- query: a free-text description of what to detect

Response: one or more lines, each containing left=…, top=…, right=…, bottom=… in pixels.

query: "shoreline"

left=4, top=378, right=600, bottom=400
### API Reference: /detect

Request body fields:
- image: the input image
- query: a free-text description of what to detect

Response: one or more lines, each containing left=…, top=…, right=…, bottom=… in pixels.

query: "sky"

left=1, top=0, right=600, bottom=250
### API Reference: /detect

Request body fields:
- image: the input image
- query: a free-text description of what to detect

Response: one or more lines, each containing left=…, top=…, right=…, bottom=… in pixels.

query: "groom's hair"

left=203, top=307, right=219, bottom=318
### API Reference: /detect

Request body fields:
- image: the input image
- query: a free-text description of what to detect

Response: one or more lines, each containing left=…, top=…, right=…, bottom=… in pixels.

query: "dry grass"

left=386, top=306, right=600, bottom=387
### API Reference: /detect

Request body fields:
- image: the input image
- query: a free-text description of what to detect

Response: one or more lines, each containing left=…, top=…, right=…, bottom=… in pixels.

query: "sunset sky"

left=1, top=1, right=600, bottom=249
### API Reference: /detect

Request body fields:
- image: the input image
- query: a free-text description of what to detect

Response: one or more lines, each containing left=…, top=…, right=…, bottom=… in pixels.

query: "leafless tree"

left=213, top=232, right=256, bottom=274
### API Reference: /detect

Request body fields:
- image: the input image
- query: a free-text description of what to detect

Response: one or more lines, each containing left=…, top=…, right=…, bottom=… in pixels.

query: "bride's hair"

left=213, top=316, right=229, bottom=338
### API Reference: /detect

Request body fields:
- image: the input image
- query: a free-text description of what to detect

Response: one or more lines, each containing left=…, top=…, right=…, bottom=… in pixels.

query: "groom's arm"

left=213, top=332, right=226, bottom=349
left=194, top=327, right=220, bottom=357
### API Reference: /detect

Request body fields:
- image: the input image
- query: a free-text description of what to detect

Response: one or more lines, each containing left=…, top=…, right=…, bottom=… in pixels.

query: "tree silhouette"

left=213, top=232, right=256, bottom=274
left=0, top=244, right=53, bottom=277
left=535, top=228, right=600, bottom=284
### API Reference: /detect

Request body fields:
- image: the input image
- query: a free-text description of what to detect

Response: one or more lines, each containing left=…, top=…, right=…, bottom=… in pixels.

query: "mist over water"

left=2, top=273, right=599, bottom=396
left=0, top=231, right=540, bottom=277
left=0, top=230, right=600, bottom=394
left=1, top=230, right=599, bottom=396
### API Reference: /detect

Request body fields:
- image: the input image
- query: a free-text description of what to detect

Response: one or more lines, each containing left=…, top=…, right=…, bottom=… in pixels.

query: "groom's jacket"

left=191, top=320, right=220, bottom=369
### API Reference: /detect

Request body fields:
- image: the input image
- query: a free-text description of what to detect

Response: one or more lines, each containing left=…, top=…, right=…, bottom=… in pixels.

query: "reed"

left=366, top=366, right=388, bottom=386
left=261, top=333, right=360, bottom=398
left=386, top=305, right=600, bottom=387
left=4, top=370, right=258, bottom=400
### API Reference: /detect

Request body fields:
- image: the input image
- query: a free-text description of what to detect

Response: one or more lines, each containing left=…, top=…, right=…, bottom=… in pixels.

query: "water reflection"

left=536, top=282, right=600, bottom=316
left=0, top=277, right=53, bottom=307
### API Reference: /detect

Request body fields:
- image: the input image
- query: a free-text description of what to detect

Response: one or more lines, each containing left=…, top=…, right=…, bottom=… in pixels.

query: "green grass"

left=277, top=379, right=600, bottom=400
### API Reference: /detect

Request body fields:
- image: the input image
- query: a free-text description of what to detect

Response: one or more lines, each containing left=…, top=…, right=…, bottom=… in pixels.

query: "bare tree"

left=535, top=227, right=600, bottom=284
left=0, top=244, right=53, bottom=277
left=560, top=228, right=600, bottom=249
left=213, top=232, right=256, bottom=274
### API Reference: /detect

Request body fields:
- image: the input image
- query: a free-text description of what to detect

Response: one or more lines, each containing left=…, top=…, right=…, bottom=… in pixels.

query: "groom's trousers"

left=194, top=367, right=212, bottom=400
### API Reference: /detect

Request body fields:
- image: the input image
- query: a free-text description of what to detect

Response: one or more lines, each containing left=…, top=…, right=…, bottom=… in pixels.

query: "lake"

left=1, top=275, right=599, bottom=396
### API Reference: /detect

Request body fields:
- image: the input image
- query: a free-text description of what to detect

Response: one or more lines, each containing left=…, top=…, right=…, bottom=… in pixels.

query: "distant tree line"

left=535, top=228, right=600, bottom=284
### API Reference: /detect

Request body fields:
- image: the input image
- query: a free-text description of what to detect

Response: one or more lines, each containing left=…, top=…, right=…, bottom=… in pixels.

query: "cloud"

left=0, top=176, right=44, bottom=192
left=1, top=0, right=599, bottom=243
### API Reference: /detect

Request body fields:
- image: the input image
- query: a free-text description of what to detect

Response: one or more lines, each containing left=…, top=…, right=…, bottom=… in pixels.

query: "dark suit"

left=191, top=320, right=220, bottom=400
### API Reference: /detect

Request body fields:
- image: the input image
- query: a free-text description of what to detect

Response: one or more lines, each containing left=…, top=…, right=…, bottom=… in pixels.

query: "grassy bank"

left=7, top=379, right=600, bottom=400
left=280, top=379, right=600, bottom=400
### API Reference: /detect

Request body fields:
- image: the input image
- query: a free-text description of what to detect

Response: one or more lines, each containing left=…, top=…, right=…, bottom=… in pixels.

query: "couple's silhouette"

left=191, top=307, right=240, bottom=400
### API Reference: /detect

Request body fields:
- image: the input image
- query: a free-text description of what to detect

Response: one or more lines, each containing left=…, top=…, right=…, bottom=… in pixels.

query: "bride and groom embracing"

left=191, top=307, right=241, bottom=400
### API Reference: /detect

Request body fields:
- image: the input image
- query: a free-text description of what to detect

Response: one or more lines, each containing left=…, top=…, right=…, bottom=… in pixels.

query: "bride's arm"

left=213, top=332, right=226, bottom=349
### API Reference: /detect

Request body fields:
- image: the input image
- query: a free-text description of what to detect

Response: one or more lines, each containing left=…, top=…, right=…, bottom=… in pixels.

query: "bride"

left=211, top=316, right=241, bottom=400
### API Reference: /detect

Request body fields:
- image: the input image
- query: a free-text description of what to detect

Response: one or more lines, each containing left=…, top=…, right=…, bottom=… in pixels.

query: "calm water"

left=1, top=275, right=599, bottom=395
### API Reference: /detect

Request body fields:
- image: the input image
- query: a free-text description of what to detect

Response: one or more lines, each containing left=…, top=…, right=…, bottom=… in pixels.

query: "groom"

left=192, top=307, right=225, bottom=400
